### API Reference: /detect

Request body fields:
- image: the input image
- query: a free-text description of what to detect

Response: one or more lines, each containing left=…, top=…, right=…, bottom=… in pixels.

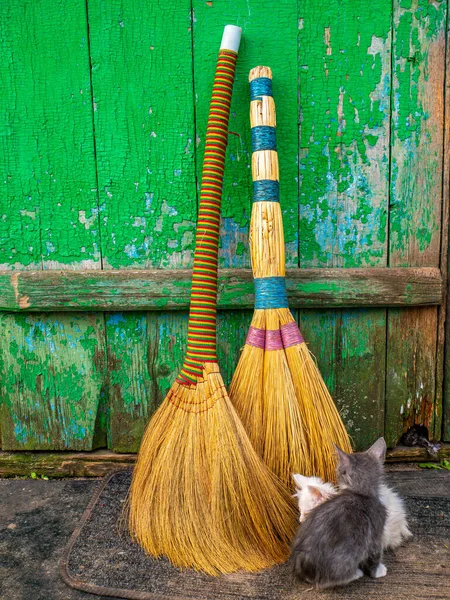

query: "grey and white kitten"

left=291, top=438, right=388, bottom=588
left=293, top=475, right=412, bottom=550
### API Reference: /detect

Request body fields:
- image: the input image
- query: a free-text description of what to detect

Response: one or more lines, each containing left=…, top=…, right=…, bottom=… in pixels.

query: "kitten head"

left=292, top=474, right=336, bottom=522
left=335, top=437, right=386, bottom=495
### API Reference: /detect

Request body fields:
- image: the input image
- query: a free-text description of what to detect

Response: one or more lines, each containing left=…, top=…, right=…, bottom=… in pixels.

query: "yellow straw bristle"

left=128, top=362, right=297, bottom=576
left=230, top=311, right=311, bottom=485
left=279, top=312, right=353, bottom=481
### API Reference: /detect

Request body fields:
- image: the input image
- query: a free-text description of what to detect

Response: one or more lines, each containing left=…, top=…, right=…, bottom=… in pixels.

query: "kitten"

left=292, top=475, right=336, bottom=523
left=293, top=475, right=412, bottom=550
left=291, top=438, right=388, bottom=588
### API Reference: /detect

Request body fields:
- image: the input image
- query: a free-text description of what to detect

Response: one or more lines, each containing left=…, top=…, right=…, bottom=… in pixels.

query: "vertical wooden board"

left=88, top=0, right=198, bottom=450
left=386, top=0, right=447, bottom=444
left=1, top=0, right=100, bottom=269
left=299, top=309, right=386, bottom=450
left=298, top=0, right=391, bottom=447
left=192, top=0, right=299, bottom=268
left=0, top=0, right=107, bottom=450
left=443, top=16, right=450, bottom=443
left=0, top=313, right=105, bottom=451
left=385, top=307, right=438, bottom=447
left=298, top=0, right=391, bottom=268
left=106, top=312, right=187, bottom=452
left=88, top=0, right=197, bottom=269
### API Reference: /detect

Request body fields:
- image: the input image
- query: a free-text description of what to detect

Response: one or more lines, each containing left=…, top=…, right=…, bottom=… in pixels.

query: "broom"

left=128, top=31, right=296, bottom=576
left=229, top=66, right=352, bottom=486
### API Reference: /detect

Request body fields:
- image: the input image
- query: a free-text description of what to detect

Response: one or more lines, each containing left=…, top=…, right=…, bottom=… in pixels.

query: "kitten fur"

left=291, top=438, right=388, bottom=589
left=293, top=476, right=412, bottom=549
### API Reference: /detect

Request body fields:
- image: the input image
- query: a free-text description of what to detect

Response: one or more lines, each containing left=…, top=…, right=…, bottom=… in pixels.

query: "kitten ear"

left=292, top=474, right=307, bottom=489
left=310, top=486, right=325, bottom=500
left=366, top=437, right=387, bottom=462
left=334, top=444, right=351, bottom=468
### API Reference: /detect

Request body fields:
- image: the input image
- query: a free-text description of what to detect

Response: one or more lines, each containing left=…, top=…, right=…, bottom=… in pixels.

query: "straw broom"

left=229, top=66, right=352, bottom=486
left=128, top=32, right=296, bottom=576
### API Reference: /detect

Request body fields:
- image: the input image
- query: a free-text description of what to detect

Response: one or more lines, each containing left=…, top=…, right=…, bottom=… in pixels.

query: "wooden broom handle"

left=249, top=66, right=279, bottom=182
left=248, top=66, right=286, bottom=285
left=178, top=26, right=241, bottom=385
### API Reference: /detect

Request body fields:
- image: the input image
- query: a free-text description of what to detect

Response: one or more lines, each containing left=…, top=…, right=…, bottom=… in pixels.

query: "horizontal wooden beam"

left=0, top=446, right=448, bottom=477
left=0, top=267, right=442, bottom=311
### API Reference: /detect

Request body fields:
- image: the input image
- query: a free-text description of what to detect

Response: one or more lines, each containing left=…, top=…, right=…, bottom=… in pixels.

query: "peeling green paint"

left=299, top=0, right=391, bottom=268
left=1, top=0, right=100, bottom=269
left=389, top=0, right=446, bottom=263
left=88, top=0, right=197, bottom=269
left=0, top=314, right=105, bottom=450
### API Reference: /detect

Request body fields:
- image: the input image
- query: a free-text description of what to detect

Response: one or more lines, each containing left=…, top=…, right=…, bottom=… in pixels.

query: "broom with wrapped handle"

left=230, top=66, right=352, bottom=486
left=128, top=34, right=296, bottom=576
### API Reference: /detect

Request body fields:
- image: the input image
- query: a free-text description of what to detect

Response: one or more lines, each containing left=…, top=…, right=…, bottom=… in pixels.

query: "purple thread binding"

left=246, top=326, right=265, bottom=349
left=265, top=329, right=283, bottom=351
left=281, top=321, right=304, bottom=348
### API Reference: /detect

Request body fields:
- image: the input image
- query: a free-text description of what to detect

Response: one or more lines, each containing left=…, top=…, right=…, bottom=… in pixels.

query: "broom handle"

left=248, top=67, right=288, bottom=308
left=178, top=25, right=241, bottom=385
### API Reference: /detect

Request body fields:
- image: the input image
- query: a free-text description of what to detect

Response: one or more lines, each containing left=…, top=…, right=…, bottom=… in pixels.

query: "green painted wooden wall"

left=1, top=0, right=449, bottom=452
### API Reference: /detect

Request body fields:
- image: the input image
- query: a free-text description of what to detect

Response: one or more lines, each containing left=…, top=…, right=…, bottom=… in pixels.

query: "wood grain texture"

left=386, top=0, right=447, bottom=444
left=0, top=313, right=106, bottom=451
left=0, top=267, right=443, bottom=311
left=0, top=0, right=106, bottom=451
left=443, top=16, right=450, bottom=443
left=106, top=312, right=187, bottom=452
left=0, top=0, right=101, bottom=270
left=385, top=307, right=438, bottom=447
left=299, top=309, right=386, bottom=450
left=88, top=0, right=197, bottom=270
left=298, top=0, right=392, bottom=449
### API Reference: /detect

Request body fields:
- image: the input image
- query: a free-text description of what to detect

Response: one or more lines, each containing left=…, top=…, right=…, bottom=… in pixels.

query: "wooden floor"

left=60, top=469, right=450, bottom=600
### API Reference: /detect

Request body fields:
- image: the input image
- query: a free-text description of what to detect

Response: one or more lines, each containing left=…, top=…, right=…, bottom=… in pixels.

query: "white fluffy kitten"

left=292, top=474, right=412, bottom=550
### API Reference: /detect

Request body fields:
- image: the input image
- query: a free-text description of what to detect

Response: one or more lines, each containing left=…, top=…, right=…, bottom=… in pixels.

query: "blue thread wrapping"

left=251, top=126, right=277, bottom=152
left=253, top=180, right=280, bottom=203
left=250, top=77, right=273, bottom=100
left=254, top=277, right=288, bottom=309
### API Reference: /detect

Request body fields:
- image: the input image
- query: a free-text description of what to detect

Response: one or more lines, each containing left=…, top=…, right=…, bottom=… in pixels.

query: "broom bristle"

left=278, top=310, right=353, bottom=481
left=227, top=312, right=266, bottom=457
left=129, top=362, right=297, bottom=576
left=230, top=311, right=311, bottom=485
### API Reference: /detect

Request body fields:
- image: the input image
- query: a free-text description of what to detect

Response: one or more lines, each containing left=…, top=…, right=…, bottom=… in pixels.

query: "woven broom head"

left=128, top=362, right=297, bottom=575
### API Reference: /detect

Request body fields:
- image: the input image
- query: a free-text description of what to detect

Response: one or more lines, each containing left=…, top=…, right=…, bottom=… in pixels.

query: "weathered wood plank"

left=106, top=312, right=187, bottom=453
left=0, top=313, right=106, bottom=451
left=299, top=308, right=386, bottom=450
left=443, top=17, right=450, bottom=443
left=298, top=0, right=392, bottom=449
left=0, top=267, right=442, bottom=311
left=386, top=0, right=447, bottom=445
left=216, top=311, right=252, bottom=388
left=192, top=0, right=299, bottom=268
left=299, top=0, right=391, bottom=268
left=1, top=445, right=448, bottom=478
left=0, top=0, right=107, bottom=451
left=385, top=307, right=438, bottom=447
left=88, top=0, right=197, bottom=269
left=0, top=0, right=101, bottom=269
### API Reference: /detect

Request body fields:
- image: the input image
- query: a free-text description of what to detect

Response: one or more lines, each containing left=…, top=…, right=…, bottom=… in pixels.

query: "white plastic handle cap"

left=220, top=25, right=242, bottom=53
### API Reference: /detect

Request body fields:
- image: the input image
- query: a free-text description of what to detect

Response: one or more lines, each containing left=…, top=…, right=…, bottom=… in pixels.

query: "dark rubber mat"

left=61, top=469, right=450, bottom=600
